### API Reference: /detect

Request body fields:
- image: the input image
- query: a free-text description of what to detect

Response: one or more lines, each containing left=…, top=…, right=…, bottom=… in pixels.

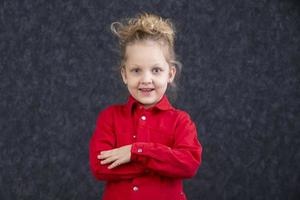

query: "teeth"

left=140, top=89, right=153, bottom=91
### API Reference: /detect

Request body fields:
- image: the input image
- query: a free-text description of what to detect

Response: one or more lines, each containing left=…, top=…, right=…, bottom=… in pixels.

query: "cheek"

left=154, top=76, right=169, bottom=87
left=126, top=77, right=139, bottom=87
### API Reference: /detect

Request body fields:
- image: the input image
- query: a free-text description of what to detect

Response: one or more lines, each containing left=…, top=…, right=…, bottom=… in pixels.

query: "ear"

left=121, top=67, right=127, bottom=85
left=168, top=65, right=176, bottom=83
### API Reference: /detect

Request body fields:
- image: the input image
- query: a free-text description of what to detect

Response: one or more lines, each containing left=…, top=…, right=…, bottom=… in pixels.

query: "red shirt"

left=89, top=95, right=202, bottom=200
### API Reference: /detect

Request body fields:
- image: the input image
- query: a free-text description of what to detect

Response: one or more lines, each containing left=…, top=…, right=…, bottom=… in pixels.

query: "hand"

left=97, top=145, right=132, bottom=169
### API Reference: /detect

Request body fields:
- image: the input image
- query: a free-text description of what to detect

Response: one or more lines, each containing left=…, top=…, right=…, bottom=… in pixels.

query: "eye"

left=152, top=67, right=162, bottom=74
left=130, top=68, right=140, bottom=73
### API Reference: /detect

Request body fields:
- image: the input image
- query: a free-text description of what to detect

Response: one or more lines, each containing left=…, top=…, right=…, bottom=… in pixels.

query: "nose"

left=140, top=72, right=153, bottom=85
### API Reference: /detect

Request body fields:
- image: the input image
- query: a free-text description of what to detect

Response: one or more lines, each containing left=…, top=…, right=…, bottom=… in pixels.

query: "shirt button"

left=137, top=148, right=143, bottom=153
left=141, top=116, right=146, bottom=120
left=133, top=186, right=139, bottom=191
left=133, top=135, right=136, bottom=139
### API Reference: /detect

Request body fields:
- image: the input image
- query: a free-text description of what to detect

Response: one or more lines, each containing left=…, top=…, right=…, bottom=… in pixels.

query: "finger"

left=97, top=153, right=110, bottom=159
left=100, top=156, right=117, bottom=165
left=100, top=150, right=110, bottom=155
left=108, top=161, right=121, bottom=169
left=98, top=149, right=115, bottom=159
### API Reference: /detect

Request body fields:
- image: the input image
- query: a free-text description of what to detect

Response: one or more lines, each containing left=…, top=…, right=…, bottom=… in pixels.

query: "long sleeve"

left=89, top=107, right=146, bottom=181
left=130, top=112, right=202, bottom=179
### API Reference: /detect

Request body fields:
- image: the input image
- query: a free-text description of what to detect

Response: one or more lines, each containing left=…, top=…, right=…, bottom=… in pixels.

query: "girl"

left=89, top=13, right=202, bottom=200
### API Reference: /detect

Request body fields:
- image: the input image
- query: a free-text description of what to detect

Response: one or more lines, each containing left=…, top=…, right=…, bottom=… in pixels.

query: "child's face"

left=121, top=40, right=176, bottom=109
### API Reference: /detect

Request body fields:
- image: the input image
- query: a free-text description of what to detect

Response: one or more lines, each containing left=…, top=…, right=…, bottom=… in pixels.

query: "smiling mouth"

left=139, top=88, right=155, bottom=92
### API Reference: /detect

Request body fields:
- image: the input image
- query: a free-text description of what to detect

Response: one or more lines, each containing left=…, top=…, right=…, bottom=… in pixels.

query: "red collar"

left=127, top=95, right=174, bottom=112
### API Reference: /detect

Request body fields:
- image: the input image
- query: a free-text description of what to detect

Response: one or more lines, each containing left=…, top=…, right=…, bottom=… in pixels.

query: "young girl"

left=89, top=13, right=202, bottom=200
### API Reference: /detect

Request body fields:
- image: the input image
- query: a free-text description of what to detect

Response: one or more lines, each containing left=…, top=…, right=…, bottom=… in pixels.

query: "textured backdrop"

left=1, top=0, right=299, bottom=199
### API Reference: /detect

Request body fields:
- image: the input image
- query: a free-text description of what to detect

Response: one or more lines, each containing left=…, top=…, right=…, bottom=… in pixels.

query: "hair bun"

left=111, top=13, right=175, bottom=47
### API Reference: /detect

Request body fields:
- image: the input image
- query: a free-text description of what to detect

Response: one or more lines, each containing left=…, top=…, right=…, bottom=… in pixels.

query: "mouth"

left=139, top=88, right=155, bottom=92
left=139, top=88, right=155, bottom=96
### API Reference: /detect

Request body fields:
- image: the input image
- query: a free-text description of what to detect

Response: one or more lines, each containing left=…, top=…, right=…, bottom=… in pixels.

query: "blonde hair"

left=111, top=12, right=182, bottom=100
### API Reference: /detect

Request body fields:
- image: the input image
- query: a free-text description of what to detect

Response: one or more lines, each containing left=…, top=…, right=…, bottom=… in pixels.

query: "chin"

left=139, top=99, right=156, bottom=105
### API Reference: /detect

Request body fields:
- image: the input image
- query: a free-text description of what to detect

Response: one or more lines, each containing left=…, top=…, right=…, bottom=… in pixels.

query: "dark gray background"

left=1, top=0, right=299, bottom=199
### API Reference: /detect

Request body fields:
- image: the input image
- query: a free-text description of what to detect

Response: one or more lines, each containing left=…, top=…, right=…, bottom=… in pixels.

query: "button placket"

left=137, top=148, right=143, bottom=153
left=133, top=186, right=139, bottom=192
left=132, top=134, right=137, bottom=142
left=141, top=115, right=146, bottom=121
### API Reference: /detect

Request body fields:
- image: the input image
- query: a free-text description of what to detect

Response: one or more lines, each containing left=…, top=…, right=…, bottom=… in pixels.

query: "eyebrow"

left=132, top=63, right=161, bottom=67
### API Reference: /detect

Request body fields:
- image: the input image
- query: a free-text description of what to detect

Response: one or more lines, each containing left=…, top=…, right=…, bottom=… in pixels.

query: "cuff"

left=131, top=143, right=148, bottom=163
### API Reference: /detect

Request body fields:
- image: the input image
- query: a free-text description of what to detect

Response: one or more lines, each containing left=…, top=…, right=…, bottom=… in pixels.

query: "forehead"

left=125, top=40, right=169, bottom=65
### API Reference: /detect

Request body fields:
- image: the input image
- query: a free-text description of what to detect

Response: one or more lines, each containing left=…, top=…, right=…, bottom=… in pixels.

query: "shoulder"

left=170, top=108, right=193, bottom=121
left=168, top=108, right=196, bottom=127
left=96, top=103, right=127, bottom=120
left=169, top=109, right=198, bottom=136
left=160, top=107, right=195, bottom=126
